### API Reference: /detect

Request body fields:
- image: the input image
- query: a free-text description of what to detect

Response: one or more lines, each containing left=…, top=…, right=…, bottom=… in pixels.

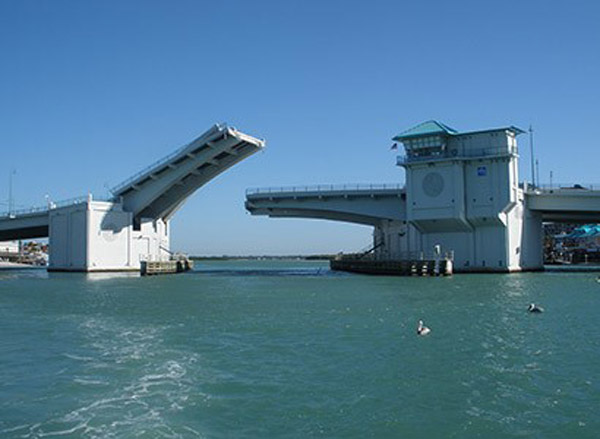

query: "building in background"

left=549, top=224, right=600, bottom=264
left=0, top=240, right=19, bottom=256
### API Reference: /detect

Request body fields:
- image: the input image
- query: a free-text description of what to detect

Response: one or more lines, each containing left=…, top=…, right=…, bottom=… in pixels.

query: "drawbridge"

left=0, top=124, right=264, bottom=271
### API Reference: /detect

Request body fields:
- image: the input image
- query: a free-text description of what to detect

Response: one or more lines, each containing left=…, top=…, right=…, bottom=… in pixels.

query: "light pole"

left=8, top=168, right=16, bottom=216
left=529, top=125, right=535, bottom=187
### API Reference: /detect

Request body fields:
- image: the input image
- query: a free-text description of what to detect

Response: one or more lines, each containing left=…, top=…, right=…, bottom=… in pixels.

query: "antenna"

left=529, top=125, right=535, bottom=187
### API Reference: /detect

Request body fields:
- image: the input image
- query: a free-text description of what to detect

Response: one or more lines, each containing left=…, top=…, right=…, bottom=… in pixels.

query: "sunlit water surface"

left=1, top=261, right=599, bottom=438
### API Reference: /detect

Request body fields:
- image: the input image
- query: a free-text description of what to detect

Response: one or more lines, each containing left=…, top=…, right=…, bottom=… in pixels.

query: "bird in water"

left=528, top=303, right=544, bottom=313
left=417, top=320, right=431, bottom=336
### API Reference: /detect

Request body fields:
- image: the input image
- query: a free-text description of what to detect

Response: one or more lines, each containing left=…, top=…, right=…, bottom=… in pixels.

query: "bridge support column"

left=374, top=220, right=410, bottom=260
left=520, top=205, right=543, bottom=270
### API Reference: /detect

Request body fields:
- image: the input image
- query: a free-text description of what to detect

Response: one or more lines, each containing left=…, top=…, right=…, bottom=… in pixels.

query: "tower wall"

left=49, top=199, right=170, bottom=272
left=387, top=125, right=543, bottom=272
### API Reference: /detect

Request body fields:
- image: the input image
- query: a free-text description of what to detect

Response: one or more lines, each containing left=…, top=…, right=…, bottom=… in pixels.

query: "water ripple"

left=2, top=263, right=599, bottom=438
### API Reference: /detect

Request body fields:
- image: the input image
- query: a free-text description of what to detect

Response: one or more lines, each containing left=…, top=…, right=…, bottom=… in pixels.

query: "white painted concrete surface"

left=48, top=200, right=170, bottom=272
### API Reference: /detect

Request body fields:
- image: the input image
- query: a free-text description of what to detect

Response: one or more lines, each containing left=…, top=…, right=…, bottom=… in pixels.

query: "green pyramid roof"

left=393, top=120, right=458, bottom=141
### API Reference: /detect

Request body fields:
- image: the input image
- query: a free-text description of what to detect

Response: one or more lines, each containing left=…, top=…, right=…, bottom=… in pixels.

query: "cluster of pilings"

left=141, top=258, right=194, bottom=276
left=330, top=258, right=453, bottom=276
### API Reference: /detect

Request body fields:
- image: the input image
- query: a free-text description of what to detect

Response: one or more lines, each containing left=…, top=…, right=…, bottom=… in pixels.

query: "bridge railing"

left=527, top=183, right=600, bottom=193
left=110, top=123, right=226, bottom=196
left=246, top=183, right=404, bottom=196
left=0, top=194, right=114, bottom=219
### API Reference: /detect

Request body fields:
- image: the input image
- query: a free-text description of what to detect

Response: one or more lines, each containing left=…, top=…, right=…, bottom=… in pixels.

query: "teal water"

left=1, top=261, right=599, bottom=438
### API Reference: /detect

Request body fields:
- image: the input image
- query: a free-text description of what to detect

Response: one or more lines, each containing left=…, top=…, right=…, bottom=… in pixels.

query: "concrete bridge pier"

left=48, top=197, right=170, bottom=272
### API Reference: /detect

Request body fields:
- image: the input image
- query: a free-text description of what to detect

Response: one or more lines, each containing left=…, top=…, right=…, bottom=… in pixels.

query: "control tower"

left=392, top=121, right=542, bottom=271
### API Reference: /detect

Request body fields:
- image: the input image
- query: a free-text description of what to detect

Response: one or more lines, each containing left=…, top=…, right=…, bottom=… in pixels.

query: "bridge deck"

left=246, top=184, right=406, bottom=225
left=526, top=187, right=600, bottom=222
left=0, top=211, right=49, bottom=240
left=114, top=124, right=265, bottom=221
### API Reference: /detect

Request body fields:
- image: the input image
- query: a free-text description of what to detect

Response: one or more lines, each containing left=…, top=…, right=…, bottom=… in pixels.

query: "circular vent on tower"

left=101, top=223, right=119, bottom=242
left=422, top=172, right=444, bottom=197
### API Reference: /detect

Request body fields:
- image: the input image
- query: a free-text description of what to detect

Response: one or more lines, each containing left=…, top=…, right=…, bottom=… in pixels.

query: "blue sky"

left=1, top=0, right=599, bottom=255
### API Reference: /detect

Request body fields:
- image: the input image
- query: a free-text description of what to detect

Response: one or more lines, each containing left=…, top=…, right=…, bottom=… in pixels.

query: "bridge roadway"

left=0, top=124, right=264, bottom=241
left=526, top=187, right=600, bottom=222
left=113, top=124, right=264, bottom=223
left=245, top=184, right=406, bottom=225
left=0, top=210, right=49, bottom=241
left=245, top=185, right=600, bottom=225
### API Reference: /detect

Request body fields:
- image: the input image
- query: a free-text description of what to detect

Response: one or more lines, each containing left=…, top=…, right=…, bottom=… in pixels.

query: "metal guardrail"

left=246, top=183, right=404, bottom=196
left=397, top=146, right=517, bottom=165
left=527, top=183, right=600, bottom=192
left=0, top=194, right=113, bottom=219
left=110, top=123, right=226, bottom=196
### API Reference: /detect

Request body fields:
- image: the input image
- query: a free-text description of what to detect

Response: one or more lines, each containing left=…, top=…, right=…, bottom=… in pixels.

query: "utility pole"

left=8, top=168, right=16, bottom=216
left=536, top=159, right=540, bottom=189
left=529, top=125, right=535, bottom=187
left=550, top=170, right=553, bottom=189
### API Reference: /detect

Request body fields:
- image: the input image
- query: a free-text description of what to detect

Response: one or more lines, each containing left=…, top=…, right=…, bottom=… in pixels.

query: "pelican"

left=417, top=320, right=431, bottom=336
left=528, top=303, right=543, bottom=313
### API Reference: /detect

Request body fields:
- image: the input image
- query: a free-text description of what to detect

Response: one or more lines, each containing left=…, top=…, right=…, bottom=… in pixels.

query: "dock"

left=0, top=261, right=40, bottom=271
left=330, top=258, right=452, bottom=276
left=140, top=258, right=194, bottom=276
